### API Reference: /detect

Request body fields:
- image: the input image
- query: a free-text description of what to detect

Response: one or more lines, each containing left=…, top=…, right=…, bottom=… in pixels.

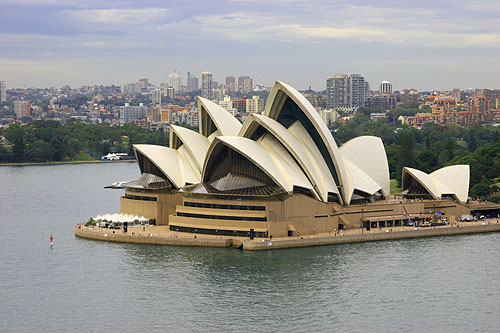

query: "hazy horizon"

left=1, top=0, right=499, bottom=91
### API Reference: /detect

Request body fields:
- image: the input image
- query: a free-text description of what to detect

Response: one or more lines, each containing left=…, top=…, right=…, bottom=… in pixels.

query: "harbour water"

left=1, top=163, right=499, bottom=332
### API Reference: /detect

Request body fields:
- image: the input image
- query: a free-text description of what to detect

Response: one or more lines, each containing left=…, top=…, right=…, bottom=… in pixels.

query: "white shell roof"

left=287, top=120, right=340, bottom=196
left=239, top=113, right=338, bottom=201
left=258, top=133, right=318, bottom=199
left=134, top=144, right=199, bottom=188
left=403, top=165, right=470, bottom=203
left=339, top=136, right=390, bottom=197
left=404, top=167, right=439, bottom=199
left=265, top=80, right=353, bottom=204
left=430, top=165, right=470, bottom=203
left=198, top=97, right=242, bottom=137
left=342, top=158, right=382, bottom=195
left=170, top=125, right=210, bottom=172
left=204, top=136, right=294, bottom=193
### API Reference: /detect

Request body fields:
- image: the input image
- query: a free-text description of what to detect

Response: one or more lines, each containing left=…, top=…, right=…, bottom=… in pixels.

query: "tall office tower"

left=152, top=89, right=162, bottom=105
left=187, top=74, right=199, bottom=92
left=226, top=76, right=236, bottom=91
left=226, top=76, right=235, bottom=85
left=326, top=74, right=351, bottom=108
left=350, top=74, right=369, bottom=108
left=14, top=100, right=31, bottom=118
left=169, top=72, right=182, bottom=92
left=242, top=78, right=253, bottom=93
left=166, top=87, right=175, bottom=99
left=202, top=72, right=213, bottom=100
left=0, top=81, right=6, bottom=102
left=380, top=80, right=392, bottom=94
left=137, top=77, right=149, bottom=89
left=238, top=76, right=250, bottom=92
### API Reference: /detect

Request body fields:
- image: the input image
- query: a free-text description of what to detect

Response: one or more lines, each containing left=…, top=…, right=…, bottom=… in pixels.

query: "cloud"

left=63, top=8, right=168, bottom=25
left=162, top=10, right=500, bottom=48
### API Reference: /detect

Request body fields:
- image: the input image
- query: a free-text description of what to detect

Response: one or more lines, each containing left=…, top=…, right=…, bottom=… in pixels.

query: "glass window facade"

left=184, top=201, right=265, bottom=211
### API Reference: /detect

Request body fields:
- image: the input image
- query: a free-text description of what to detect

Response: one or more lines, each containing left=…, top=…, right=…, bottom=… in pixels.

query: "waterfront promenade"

left=75, top=219, right=500, bottom=251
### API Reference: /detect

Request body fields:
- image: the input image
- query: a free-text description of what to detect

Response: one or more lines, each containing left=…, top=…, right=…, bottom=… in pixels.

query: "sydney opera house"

left=120, top=81, right=470, bottom=238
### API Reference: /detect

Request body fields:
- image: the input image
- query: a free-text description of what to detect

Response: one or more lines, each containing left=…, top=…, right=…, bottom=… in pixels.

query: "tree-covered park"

left=0, top=120, right=168, bottom=163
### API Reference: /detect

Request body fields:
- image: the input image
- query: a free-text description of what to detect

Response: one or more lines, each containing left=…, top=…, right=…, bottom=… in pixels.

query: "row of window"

left=177, top=211, right=267, bottom=222
left=124, top=194, right=157, bottom=201
left=184, top=201, right=265, bottom=211
left=170, top=225, right=268, bottom=238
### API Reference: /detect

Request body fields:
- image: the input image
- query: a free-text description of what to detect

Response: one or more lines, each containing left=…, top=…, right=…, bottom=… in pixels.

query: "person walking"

left=50, top=233, right=53, bottom=247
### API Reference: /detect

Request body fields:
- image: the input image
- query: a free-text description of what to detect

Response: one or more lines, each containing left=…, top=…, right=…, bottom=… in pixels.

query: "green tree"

left=5, top=123, right=26, bottom=162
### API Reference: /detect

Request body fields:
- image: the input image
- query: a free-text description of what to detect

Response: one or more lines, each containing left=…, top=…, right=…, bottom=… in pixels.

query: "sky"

left=1, top=0, right=499, bottom=91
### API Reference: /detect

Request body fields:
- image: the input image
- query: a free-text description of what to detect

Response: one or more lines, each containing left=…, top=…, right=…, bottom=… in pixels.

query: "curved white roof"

left=170, top=125, right=210, bottom=172
left=339, top=136, right=390, bottom=197
left=203, top=136, right=293, bottom=193
left=430, top=165, right=470, bottom=203
left=258, top=133, right=318, bottom=199
left=134, top=144, right=184, bottom=188
left=403, top=167, right=439, bottom=199
left=403, top=166, right=469, bottom=203
left=177, top=145, right=201, bottom=182
left=198, top=97, right=242, bottom=137
left=264, top=80, right=353, bottom=204
left=239, top=113, right=337, bottom=201
left=134, top=144, right=199, bottom=188
left=343, top=158, right=382, bottom=195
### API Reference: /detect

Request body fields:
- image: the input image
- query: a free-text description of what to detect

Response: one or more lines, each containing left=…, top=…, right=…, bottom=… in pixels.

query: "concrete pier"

left=75, top=226, right=234, bottom=247
left=75, top=222, right=500, bottom=251
left=242, top=223, right=500, bottom=250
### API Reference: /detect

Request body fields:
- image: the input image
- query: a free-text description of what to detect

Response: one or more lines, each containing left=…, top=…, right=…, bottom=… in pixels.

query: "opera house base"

left=75, top=190, right=500, bottom=250
left=74, top=221, right=500, bottom=251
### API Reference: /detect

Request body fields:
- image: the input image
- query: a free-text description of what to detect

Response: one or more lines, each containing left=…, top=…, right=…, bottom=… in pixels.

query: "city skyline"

left=1, top=0, right=499, bottom=90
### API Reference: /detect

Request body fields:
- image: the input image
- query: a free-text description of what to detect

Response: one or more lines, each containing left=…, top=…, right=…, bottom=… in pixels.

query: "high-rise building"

left=202, top=72, right=213, bottom=100
left=169, top=72, right=182, bottom=92
left=226, top=76, right=235, bottom=86
left=380, top=80, right=392, bottom=94
left=478, top=88, right=500, bottom=106
left=242, top=78, right=253, bottom=93
left=219, top=96, right=233, bottom=111
left=0, top=81, right=6, bottom=102
left=326, top=74, right=351, bottom=108
left=246, top=95, right=265, bottom=114
left=166, top=87, right=175, bottom=99
left=187, top=73, right=199, bottom=92
left=349, top=74, right=369, bottom=108
left=238, top=76, right=253, bottom=93
left=118, top=104, right=148, bottom=124
left=367, top=93, right=396, bottom=110
left=14, top=100, right=31, bottom=118
left=400, top=89, right=419, bottom=104
left=152, top=89, right=162, bottom=105
left=226, top=76, right=237, bottom=92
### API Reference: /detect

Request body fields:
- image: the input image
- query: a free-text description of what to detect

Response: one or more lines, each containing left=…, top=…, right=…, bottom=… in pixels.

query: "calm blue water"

left=0, top=163, right=499, bottom=332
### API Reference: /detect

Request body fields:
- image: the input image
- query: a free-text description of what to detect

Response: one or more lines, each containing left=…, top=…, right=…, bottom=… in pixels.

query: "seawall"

left=75, top=226, right=233, bottom=247
left=242, top=224, right=500, bottom=250
left=76, top=224, right=500, bottom=251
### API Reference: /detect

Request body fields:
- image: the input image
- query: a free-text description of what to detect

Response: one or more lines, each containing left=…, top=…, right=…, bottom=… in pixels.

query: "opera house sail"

left=120, top=81, right=470, bottom=238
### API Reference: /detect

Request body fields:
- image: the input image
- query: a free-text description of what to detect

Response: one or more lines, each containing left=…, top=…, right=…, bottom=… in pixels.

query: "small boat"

left=104, top=181, right=130, bottom=189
